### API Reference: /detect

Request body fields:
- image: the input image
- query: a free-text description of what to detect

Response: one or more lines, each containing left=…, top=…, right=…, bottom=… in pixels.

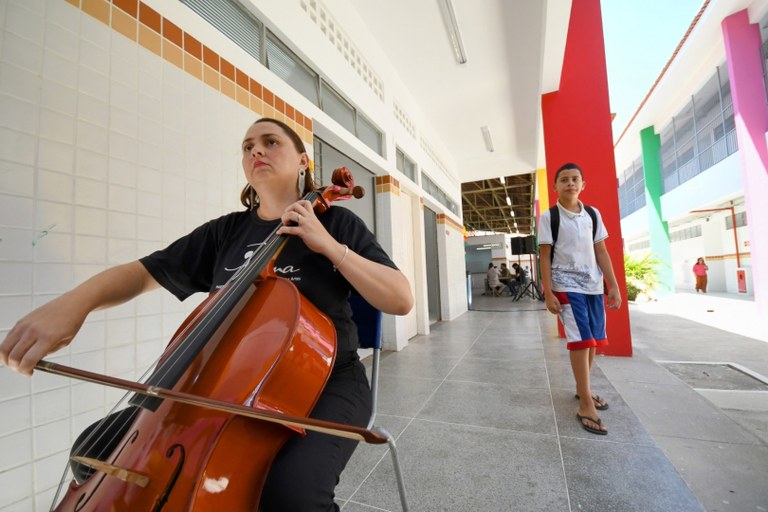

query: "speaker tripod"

left=513, top=279, right=544, bottom=302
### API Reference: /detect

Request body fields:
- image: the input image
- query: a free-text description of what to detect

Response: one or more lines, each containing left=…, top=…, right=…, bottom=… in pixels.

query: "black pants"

left=259, top=357, right=372, bottom=511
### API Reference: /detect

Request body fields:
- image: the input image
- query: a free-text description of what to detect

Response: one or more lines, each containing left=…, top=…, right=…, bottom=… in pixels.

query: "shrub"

left=624, top=253, right=660, bottom=301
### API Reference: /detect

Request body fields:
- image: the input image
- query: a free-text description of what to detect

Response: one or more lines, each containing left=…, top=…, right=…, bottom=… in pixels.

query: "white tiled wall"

left=0, top=0, right=473, bottom=508
left=0, top=1, right=251, bottom=509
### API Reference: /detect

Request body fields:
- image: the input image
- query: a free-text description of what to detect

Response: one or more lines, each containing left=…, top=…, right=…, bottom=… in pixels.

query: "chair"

left=349, top=294, right=409, bottom=511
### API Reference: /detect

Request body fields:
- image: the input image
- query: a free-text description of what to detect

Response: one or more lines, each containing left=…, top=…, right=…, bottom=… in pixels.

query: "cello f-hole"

left=73, top=429, right=141, bottom=512
left=152, top=444, right=186, bottom=512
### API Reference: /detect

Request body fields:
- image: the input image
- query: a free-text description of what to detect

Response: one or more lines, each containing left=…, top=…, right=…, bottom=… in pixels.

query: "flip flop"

left=576, top=413, right=607, bottom=435
left=575, top=394, right=609, bottom=410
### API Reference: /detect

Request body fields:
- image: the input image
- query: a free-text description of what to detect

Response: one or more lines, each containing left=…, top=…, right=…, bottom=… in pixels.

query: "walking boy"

left=538, top=163, right=622, bottom=435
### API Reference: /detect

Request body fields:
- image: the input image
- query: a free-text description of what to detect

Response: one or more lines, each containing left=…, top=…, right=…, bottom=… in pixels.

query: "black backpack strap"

left=584, top=205, right=598, bottom=241
left=548, top=205, right=559, bottom=263
left=549, top=205, right=597, bottom=263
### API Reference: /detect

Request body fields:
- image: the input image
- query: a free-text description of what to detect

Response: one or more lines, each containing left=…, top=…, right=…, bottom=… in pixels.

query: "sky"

left=602, top=0, right=706, bottom=140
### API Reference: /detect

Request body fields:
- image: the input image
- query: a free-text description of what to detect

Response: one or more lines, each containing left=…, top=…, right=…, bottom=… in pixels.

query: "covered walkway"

left=339, top=292, right=768, bottom=511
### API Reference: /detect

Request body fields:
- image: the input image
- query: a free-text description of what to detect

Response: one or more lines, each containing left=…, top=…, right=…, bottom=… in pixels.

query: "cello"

left=36, top=168, right=386, bottom=511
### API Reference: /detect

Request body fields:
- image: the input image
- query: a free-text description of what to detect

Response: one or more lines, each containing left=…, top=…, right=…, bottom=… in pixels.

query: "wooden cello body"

left=49, top=170, right=365, bottom=511
left=54, top=277, right=335, bottom=511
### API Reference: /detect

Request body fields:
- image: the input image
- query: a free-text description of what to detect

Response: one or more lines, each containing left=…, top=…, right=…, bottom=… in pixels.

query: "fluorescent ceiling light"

left=510, top=210, right=515, bottom=217
left=438, top=0, right=467, bottom=64
left=505, top=196, right=511, bottom=206
left=479, top=126, right=494, bottom=153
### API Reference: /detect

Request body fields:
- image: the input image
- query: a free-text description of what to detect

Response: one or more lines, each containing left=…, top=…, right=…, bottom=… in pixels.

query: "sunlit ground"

left=633, top=290, right=765, bottom=343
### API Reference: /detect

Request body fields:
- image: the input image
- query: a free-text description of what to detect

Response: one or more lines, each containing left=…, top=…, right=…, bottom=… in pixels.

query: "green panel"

left=640, top=126, right=674, bottom=296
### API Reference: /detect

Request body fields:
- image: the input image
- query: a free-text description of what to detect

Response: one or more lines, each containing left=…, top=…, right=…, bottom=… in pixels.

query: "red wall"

left=541, top=0, right=632, bottom=356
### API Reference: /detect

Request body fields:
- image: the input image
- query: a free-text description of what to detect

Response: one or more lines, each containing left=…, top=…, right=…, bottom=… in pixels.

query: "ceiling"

left=348, top=0, right=570, bottom=234
left=462, top=174, right=535, bottom=235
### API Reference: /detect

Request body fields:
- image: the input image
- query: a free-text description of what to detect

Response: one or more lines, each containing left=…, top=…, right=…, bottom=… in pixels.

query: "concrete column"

left=541, top=0, right=632, bottom=356
left=639, top=127, right=674, bottom=296
left=374, top=175, right=412, bottom=350
left=722, top=10, right=768, bottom=314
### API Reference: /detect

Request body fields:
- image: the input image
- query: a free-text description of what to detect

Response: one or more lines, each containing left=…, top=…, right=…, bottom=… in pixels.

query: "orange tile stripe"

left=437, top=213, right=463, bottom=233
left=68, top=0, right=313, bottom=144
left=706, top=253, right=751, bottom=261
left=375, top=175, right=400, bottom=196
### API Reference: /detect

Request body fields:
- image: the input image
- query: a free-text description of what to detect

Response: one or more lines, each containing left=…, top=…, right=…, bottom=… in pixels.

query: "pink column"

left=722, top=10, right=768, bottom=315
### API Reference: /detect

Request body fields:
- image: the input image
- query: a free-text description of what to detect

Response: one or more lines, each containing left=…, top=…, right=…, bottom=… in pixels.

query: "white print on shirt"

left=553, top=266, right=594, bottom=290
left=273, top=265, right=302, bottom=283
left=224, top=242, right=265, bottom=274
left=220, top=242, right=303, bottom=286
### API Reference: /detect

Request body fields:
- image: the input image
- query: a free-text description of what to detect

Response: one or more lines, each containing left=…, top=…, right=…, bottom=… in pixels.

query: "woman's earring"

left=248, top=186, right=259, bottom=209
left=297, top=167, right=306, bottom=196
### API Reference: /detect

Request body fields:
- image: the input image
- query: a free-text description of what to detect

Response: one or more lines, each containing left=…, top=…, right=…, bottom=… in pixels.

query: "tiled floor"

left=336, top=292, right=768, bottom=511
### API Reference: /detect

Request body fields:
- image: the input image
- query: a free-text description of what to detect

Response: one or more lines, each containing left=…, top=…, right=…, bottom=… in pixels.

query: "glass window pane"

left=694, top=74, right=721, bottom=131
left=357, top=114, right=383, bottom=155
left=321, top=83, right=355, bottom=133
left=674, top=101, right=695, bottom=146
left=720, top=69, right=732, bottom=107
left=404, top=159, right=416, bottom=181
left=266, top=35, right=319, bottom=106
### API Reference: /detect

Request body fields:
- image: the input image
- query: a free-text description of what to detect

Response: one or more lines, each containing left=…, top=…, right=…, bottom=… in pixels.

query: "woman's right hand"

left=0, top=294, right=90, bottom=376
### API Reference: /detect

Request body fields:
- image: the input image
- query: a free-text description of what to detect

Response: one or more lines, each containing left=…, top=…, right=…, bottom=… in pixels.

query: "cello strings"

left=146, top=190, right=319, bottom=387
left=71, top=191, right=320, bottom=468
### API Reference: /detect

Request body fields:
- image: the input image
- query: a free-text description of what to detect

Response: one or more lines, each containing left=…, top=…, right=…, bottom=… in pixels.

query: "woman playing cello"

left=0, top=117, right=414, bottom=511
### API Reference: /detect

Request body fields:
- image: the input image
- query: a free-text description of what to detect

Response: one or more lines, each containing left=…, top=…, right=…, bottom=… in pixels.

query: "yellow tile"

left=139, top=25, right=161, bottom=56
left=163, top=39, right=183, bottom=69
left=111, top=7, right=137, bottom=41
left=220, top=78, right=236, bottom=101
left=250, top=94, right=263, bottom=115
left=202, top=65, right=219, bottom=91
left=184, top=53, right=202, bottom=80
left=236, top=86, right=249, bottom=108
left=82, top=0, right=110, bottom=24
left=66, top=0, right=80, bottom=7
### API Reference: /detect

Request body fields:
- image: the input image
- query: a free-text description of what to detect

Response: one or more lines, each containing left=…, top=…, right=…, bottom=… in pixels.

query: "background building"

left=616, top=0, right=768, bottom=308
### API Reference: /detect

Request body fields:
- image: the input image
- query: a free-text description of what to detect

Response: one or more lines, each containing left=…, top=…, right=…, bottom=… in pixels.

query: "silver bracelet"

left=333, top=244, right=349, bottom=272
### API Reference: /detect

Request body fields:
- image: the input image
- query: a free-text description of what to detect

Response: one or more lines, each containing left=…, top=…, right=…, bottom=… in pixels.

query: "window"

left=618, top=157, right=646, bottom=219
left=396, top=147, right=416, bottom=181
left=181, top=0, right=262, bottom=61
left=725, top=211, right=748, bottom=230
left=658, top=66, right=738, bottom=193
left=422, top=174, right=459, bottom=215
left=628, top=240, right=650, bottom=251
left=670, top=225, right=702, bottom=242
left=266, top=35, right=319, bottom=105
left=356, top=114, right=383, bottom=155
left=320, top=81, right=355, bottom=133
left=181, top=0, right=385, bottom=156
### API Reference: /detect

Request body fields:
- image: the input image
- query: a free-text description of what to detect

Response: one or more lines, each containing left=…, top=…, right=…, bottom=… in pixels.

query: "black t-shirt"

left=139, top=206, right=398, bottom=362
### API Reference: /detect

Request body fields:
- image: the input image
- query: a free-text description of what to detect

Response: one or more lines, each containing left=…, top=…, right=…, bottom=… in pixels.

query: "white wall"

left=0, top=0, right=468, bottom=509
left=625, top=203, right=752, bottom=295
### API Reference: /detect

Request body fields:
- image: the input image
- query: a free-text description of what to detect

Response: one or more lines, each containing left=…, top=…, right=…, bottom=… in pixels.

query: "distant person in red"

left=693, top=257, right=708, bottom=293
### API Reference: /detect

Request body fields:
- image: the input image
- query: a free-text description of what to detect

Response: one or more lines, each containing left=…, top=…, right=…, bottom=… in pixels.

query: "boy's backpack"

left=548, top=204, right=597, bottom=263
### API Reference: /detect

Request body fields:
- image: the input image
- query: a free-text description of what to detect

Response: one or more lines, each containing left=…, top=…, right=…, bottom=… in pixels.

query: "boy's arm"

left=539, top=245, right=561, bottom=314
left=594, top=241, right=622, bottom=309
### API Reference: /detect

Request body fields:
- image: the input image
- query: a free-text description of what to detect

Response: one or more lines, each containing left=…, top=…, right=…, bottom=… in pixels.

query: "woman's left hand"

left=277, top=200, right=337, bottom=256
